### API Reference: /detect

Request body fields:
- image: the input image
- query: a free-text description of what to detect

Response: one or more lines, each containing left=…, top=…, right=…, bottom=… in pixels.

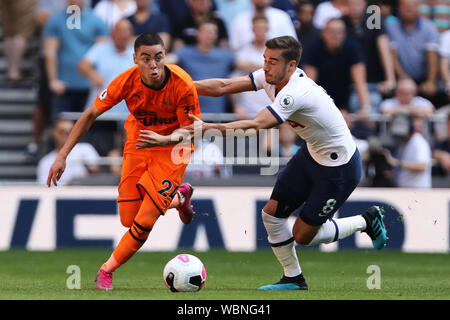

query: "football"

left=163, top=254, right=206, bottom=292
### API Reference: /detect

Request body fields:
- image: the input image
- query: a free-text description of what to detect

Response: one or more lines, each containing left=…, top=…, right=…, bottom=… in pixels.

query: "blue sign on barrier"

left=10, top=199, right=39, bottom=247
left=56, top=199, right=117, bottom=248
left=178, top=199, right=225, bottom=248
left=9, top=198, right=406, bottom=250
left=338, top=201, right=404, bottom=249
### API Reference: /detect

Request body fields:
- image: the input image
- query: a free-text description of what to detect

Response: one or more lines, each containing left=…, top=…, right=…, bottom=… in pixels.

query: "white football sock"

left=308, top=215, right=367, bottom=246
left=262, top=210, right=302, bottom=277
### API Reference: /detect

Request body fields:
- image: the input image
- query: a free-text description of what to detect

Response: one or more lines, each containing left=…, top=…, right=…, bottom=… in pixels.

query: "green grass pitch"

left=0, top=249, right=449, bottom=300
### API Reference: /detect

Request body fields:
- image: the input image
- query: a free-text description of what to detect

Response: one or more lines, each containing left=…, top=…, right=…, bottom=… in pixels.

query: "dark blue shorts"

left=270, top=145, right=362, bottom=226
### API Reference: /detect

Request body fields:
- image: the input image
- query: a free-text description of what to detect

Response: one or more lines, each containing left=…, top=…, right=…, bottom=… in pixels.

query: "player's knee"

left=294, top=233, right=312, bottom=246
left=131, top=200, right=160, bottom=232
left=264, top=198, right=297, bottom=218
left=120, top=215, right=134, bottom=228
left=118, top=201, right=141, bottom=228
left=262, top=200, right=277, bottom=216
left=293, top=223, right=314, bottom=245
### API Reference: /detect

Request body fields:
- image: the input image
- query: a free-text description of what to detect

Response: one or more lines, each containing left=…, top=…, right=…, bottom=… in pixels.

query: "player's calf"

left=97, top=220, right=152, bottom=290
left=292, top=217, right=321, bottom=245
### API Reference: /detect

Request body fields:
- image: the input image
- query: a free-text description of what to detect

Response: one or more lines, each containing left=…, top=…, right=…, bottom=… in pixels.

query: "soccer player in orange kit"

left=46, top=32, right=201, bottom=290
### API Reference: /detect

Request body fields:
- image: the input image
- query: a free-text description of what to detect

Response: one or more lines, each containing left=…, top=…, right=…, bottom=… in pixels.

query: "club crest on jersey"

left=280, top=95, right=294, bottom=110
left=99, top=89, right=107, bottom=101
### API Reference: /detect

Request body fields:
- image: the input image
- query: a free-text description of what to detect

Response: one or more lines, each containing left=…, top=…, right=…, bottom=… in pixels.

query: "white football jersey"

left=250, top=68, right=356, bottom=167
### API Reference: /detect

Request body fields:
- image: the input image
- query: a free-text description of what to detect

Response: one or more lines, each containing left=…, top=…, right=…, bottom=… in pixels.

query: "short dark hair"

left=134, top=32, right=165, bottom=52
left=265, top=36, right=302, bottom=65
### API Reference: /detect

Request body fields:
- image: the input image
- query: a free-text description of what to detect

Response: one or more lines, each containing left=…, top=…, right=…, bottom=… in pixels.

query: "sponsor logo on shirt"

left=133, top=110, right=178, bottom=127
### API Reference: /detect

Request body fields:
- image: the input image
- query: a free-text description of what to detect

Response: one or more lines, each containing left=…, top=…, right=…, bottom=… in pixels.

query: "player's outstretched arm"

left=136, top=108, right=280, bottom=148
left=188, top=107, right=280, bottom=135
left=137, top=128, right=191, bottom=149
left=46, top=103, right=103, bottom=187
left=194, top=75, right=255, bottom=97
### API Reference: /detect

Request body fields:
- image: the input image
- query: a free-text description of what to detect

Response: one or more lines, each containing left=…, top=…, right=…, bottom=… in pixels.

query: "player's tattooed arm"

left=136, top=108, right=280, bottom=147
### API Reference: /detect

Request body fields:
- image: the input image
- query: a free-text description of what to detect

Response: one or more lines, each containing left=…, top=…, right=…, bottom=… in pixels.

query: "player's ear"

left=133, top=53, right=137, bottom=65
left=288, top=59, right=297, bottom=71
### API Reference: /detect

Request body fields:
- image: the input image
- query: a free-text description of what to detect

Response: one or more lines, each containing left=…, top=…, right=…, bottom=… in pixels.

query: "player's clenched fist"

left=46, top=156, right=66, bottom=187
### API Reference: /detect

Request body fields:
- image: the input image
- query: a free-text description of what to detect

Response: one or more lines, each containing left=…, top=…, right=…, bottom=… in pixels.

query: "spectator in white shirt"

left=93, top=0, right=137, bottom=29
left=384, top=114, right=432, bottom=188
left=313, top=0, right=349, bottom=30
left=185, top=139, right=231, bottom=178
left=228, top=0, right=297, bottom=52
left=37, top=119, right=100, bottom=185
left=380, top=78, right=435, bottom=117
left=232, top=14, right=273, bottom=119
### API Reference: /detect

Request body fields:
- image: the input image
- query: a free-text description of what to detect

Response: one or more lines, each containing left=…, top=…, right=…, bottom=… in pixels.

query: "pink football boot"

left=95, top=269, right=113, bottom=290
left=176, top=183, right=195, bottom=224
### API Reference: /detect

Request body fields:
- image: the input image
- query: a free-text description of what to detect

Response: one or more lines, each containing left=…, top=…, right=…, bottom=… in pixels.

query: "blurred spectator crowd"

left=0, top=0, right=448, bottom=188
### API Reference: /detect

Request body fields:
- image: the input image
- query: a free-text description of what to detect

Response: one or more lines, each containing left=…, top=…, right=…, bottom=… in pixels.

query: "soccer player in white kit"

left=139, top=36, right=387, bottom=290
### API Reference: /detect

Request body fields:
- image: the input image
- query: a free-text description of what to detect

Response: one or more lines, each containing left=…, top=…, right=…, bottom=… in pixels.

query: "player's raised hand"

left=47, top=156, right=66, bottom=187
